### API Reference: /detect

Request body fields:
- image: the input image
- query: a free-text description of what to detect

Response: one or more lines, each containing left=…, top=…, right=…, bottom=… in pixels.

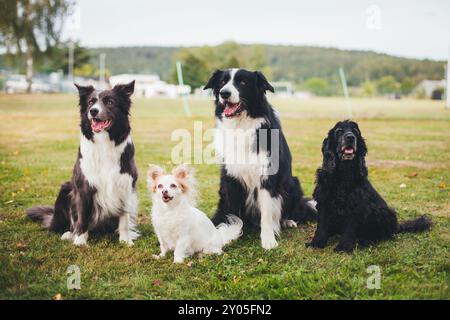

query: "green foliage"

left=170, top=51, right=210, bottom=91
left=362, top=80, right=377, bottom=97
left=400, top=77, right=416, bottom=96
left=376, top=76, right=400, bottom=95
left=305, top=77, right=330, bottom=96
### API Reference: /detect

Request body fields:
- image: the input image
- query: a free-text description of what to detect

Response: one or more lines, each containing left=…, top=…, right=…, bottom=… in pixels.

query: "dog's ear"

left=113, top=80, right=135, bottom=97
left=204, top=70, right=223, bottom=90
left=172, top=164, right=197, bottom=201
left=74, top=83, right=94, bottom=97
left=147, top=164, right=164, bottom=192
left=172, top=164, right=190, bottom=181
left=321, top=136, right=336, bottom=172
left=355, top=125, right=368, bottom=177
left=254, top=71, right=274, bottom=93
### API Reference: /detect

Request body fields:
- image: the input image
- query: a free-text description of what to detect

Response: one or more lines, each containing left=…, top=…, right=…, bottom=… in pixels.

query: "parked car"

left=5, top=74, right=51, bottom=93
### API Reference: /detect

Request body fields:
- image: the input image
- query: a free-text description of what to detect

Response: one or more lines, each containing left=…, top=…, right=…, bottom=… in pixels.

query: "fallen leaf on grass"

left=152, top=279, right=161, bottom=287
left=15, top=242, right=27, bottom=250
left=399, top=183, right=407, bottom=188
left=53, top=293, right=62, bottom=300
left=409, top=172, right=418, bottom=177
left=186, top=261, right=193, bottom=268
left=438, top=182, right=446, bottom=189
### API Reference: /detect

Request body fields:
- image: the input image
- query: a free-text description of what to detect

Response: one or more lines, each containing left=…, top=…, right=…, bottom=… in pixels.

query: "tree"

left=0, top=0, right=74, bottom=93
left=362, top=80, right=377, bottom=97
left=248, top=45, right=272, bottom=78
left=305, top=77, right=330, bottom=96
left=400, top=77, right=416, bottom=96
left=376, top=76, right=400, bottom=95
left=171, top=52, right=209, bottom=91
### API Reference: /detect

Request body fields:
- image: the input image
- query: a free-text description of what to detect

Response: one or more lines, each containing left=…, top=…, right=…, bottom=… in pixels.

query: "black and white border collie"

left=204, top=68, right=316, bottom=249
left=26, top=81, right=139, bottom=246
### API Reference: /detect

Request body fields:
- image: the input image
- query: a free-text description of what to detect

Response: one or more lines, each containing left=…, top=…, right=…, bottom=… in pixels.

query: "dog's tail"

left=216, top=215, right=243, bottom=246
left=397, top=215, right=432, bottom=234
left=26, top=181, right=72, bottom=233
left=290, top=177, right=317, bottom=223
left=26, top=206, right=54, bottom=229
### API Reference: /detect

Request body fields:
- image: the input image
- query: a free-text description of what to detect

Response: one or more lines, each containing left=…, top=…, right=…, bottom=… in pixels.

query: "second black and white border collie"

left=204, top=68, right=316, bottom=249
left=26, top=81, right=139, bottom=246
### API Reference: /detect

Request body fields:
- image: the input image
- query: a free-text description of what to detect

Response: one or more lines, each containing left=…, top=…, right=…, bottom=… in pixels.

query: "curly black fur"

left=307, top=120, right=432, bottom=253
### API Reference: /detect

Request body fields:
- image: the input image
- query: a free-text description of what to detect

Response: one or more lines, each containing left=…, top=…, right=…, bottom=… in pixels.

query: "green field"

left=0, top=94, right=449, bottom=299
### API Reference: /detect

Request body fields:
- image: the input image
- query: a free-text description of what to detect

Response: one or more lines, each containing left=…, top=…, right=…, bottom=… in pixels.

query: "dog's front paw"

left=173, top=257, right=184, bottom=264
left=61, top=231, right=73, bottom=241
left=334, top=243, right=355, bottom=253
left=120, top=238, right=134, bottom=247
left=261, top=236, right=278, bottom=250
left=73, top=233, right=88, bottom=246
left=282, top=219, right=298, bottom=228
left=305, top=237, right=327, bottom=249
left=152, top=253, right=166, bottom=260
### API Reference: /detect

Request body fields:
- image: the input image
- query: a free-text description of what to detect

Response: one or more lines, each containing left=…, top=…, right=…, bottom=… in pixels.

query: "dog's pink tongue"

left=224, top=103, right=239, bottom=117
left=91, top=120, right=107, bottom=133
left=344, top=148, right=354, bottom=154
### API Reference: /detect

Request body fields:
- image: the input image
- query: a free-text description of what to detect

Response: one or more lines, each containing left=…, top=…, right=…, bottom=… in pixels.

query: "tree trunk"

left=26, top=47, right=33, bottom=94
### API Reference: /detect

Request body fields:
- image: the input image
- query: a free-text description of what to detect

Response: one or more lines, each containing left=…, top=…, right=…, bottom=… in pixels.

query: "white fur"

left=149, top=169, right=243, bottom=263
left=215, top=105, right=283, bottom=249
left=219, top=68, right=239, bottom=104
left=77, top=132, right=138, bottom=245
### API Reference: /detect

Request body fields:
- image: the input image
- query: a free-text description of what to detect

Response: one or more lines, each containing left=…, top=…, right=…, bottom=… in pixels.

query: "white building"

left=109, top=74, right=190, bottom=98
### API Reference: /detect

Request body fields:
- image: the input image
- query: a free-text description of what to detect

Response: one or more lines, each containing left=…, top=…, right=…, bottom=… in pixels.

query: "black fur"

left=204, top=69, right=316, bottom=233
left=27, top=81, right=138, bottom=239
left=307, top=120, right=432, bottom=253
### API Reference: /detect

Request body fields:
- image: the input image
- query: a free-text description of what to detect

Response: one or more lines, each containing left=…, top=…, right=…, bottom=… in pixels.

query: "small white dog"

left=147, top=164, right=243, bottom=263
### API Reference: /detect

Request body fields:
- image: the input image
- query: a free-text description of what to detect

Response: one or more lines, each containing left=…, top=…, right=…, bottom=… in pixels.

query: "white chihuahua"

left=147, top=164, right=243, bottom=263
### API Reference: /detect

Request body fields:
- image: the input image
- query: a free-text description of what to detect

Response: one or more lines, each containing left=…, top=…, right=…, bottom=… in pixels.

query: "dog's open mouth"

left=223, top=102, right=242, bottom=118
left=162, top=194, right=173, bottom=203
left=341, top=146, right=355, bottom=160
left=91, top=118, right=112, bottom=133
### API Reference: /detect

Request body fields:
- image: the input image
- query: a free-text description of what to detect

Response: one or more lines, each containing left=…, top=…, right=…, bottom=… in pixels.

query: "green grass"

left=0, top=94, right=449, bottom=299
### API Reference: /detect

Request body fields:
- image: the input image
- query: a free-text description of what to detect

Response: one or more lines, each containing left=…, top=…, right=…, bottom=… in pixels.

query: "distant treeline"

left=88, top=42, right=445, bottom=96
left=1, top=41, right=445, bottom=96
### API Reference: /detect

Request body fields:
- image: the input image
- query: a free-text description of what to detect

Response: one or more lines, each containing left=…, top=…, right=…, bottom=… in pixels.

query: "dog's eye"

left=157, top=184, right=163, bottom=189
left=170, top=184, right=177, bottom=189
left=240, top=80, right=246, bottom=86
left=335, top=129, right=343, bottom=136
left=88, top=98, right=96, bottom=106
left=220, top=80, right=226, bottom=86
left=105, top=99, right=114, bottom=105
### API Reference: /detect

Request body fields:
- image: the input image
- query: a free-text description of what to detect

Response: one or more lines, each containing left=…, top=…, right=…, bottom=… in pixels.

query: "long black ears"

left=113, top=80, right=135, bottom=97
left=204, top=69, right=223, bottom=90
left=321, top=137, right=336, bottom=172
left=254, top=71, right=274, bottom=93
left=74, top=83, right=94, bottom=97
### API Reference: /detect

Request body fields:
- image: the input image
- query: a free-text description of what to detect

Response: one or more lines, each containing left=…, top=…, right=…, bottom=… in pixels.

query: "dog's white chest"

left=79, top=133, right=134, bottom=216
left=214, top=117, right=269, bottom=190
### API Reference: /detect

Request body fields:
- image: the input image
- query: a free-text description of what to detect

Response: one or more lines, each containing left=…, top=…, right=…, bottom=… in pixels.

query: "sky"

left=64, top=0, right=450, bottom=61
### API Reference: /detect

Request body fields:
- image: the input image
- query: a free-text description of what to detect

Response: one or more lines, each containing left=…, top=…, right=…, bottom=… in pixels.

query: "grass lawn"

left=0, top=94, right=449, bottom=299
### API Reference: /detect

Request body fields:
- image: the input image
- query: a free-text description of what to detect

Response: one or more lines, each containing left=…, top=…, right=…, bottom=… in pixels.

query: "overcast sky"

left=65, top=0, right=450, bottom=60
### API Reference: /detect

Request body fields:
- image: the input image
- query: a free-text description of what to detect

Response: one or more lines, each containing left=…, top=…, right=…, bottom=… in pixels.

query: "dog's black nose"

left=220, top=90, right=231, bottom=99
left=345, top=133, right=355, bottom=142
left=90, top=108, right=99, bottom=117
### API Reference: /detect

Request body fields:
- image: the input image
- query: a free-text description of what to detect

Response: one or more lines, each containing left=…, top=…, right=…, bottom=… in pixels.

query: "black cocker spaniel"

left=307, top=120, right=431, bottom=253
